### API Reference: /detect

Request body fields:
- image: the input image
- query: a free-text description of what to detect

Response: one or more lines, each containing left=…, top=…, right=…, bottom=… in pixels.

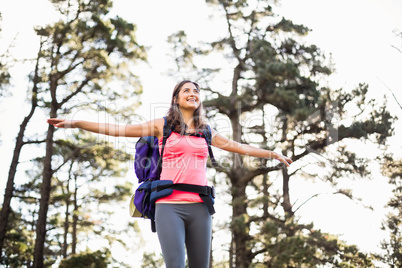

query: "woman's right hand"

left=47, top=118, right=75, bottom=128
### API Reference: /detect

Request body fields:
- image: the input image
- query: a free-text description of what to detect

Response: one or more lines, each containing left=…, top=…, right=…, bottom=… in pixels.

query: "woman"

left=47, top=80, right=292, bottom=268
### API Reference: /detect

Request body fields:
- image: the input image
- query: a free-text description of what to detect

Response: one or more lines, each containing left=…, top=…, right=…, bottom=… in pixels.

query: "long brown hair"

left=166, top=80, right=206, bottom=134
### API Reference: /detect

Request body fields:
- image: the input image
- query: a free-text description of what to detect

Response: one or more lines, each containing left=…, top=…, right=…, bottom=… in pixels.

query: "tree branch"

left=58, top=76, right=91, bottom=109
left=377, top=76, right=402, bottom=111
left=243, top=164, right=283, bottom=184
left=22, top=139, right=46, bottom=146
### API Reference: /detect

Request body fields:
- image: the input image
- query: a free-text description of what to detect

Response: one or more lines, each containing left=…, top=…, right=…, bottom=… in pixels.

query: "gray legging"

left=155, top=203, right=212, bottom=268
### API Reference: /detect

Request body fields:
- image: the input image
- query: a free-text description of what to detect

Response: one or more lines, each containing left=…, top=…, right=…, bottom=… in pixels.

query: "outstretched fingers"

left=276, top=154, right=293, bottom=167
left=47, top=118, right=73, bottom=128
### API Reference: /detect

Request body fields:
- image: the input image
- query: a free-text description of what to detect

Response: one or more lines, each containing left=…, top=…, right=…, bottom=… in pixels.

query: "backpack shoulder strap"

left=157, top=117, right=173, bottom=176
left=161, top=117, right=172, bottom=154
left=203, top=124, right=218, bottom=167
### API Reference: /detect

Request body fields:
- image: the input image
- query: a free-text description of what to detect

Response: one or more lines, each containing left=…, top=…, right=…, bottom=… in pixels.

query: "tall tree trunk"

left=229, top=73, right=254, bottom=267
left=72, top=176, right=78, bottom=255
left=62, top=165, right=74, bottom=257
left=282, top=168, right=293, bottom=218
left=33, top=123, right=55, bottom=268
left=231, top=179, right=252, bottom=268
left=262, top=170, right=269, bottom=217
left=229, top=232, right=234, bottom=268
left=62, top=199, right=69, bottom=258
left=33, top=75, right=57, bottom=267
left=0, top=45, right=41, bottom=257
left=0, top=120, right=28, bottom=256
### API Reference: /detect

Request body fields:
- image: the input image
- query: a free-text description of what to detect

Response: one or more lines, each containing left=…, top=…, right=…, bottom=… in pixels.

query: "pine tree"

left=0, top=0, right=146, bottom=266
left=168, top=1, right=394, bottom=266
left=378, top=156, right=402, bottom=267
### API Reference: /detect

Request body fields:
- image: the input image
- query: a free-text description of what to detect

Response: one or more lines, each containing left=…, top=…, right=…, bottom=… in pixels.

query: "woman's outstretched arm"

left=47, top=118, right=164, bottom=138
left=211, top=130, right=293, bottom=167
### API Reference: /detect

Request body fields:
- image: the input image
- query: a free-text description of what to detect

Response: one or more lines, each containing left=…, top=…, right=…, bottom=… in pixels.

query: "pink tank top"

left=156, top=132, right=208, bottom=203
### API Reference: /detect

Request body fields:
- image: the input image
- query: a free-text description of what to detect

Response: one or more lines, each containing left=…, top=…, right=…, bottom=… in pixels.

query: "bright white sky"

left=1, top=0, right=402, bottom=266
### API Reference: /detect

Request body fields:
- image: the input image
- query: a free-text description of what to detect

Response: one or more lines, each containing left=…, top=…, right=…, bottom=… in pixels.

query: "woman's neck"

left=180, top=109, right=195, bottom=129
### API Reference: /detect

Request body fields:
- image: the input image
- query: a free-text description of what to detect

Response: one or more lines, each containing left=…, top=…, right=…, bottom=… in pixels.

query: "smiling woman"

left=2, top=0, right=401, bottom=266
left=47, top=79, right=292, bottom=268
left=167, top=80, right=205, bottom=135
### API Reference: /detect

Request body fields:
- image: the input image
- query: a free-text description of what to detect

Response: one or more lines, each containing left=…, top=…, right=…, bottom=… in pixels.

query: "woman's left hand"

left=273, top=152, right=293, bottom=167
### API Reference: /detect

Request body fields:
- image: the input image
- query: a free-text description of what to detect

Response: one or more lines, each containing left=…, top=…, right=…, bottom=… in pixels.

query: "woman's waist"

left=155, top=191, right=204, bottom=203
left=160, top=172, right=207, bottom=185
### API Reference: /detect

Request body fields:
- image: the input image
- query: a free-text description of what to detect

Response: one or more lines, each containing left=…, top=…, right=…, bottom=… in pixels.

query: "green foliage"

left=255, top=221, right=374, bottom=267
left=33, top=0, right=146, bottom=117
left=0, top=209, right=35, bottom=267
left=0, top=15, right=11, bottom=98
left=0, top=60, right=10, bottom=96
left=50, top=134, right=133, bottom=255
left=6, top=131, right=133, bottom=265
left=55, top=131, right=132, bottom=178
left=377, top=155, right=402, bottom=267
left=167, top=31, right=198, bottom=71
left=59, top=249, right=110, bottom=268
left=382, top=155, right=402, bottom=183
left=141, top=251, right=165, bottom=268
left=1, top=0, right=146, bottom=263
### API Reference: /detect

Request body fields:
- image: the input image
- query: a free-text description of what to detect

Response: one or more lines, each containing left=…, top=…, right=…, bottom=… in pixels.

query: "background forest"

left=0, top=0, right=401, bottom=267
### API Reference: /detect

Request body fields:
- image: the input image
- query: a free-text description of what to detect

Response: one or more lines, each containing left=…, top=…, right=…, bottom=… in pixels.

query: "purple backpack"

left=133, top=118, right=172, bottom=232
left=134, top=136, right=161, bottom=183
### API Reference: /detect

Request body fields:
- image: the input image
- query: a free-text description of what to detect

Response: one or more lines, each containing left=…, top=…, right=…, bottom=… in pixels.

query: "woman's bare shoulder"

left=152, top=117, right=166, bottom=138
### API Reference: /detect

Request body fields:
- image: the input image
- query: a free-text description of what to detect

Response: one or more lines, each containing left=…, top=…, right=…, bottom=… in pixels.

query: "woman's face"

left=176, top=82, right=201, bottom=110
